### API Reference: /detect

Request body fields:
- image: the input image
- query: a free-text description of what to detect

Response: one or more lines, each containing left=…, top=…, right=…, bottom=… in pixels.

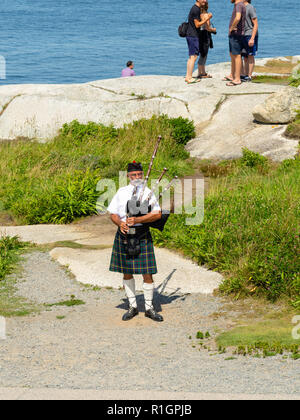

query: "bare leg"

left=198, top=63, right=205, bottom=76
left=185, top=55, right=198, bottom=82
left=232, top=54, right=242, bottom=84
left=243, top=56, right=249, bottom=76
left=224, top=52, right=234, bottom=80
left=247, top=55, right=255, bottom=77
left=241, top=57, right=247, bottom=77
left=198, top=53, right=208, bottom=77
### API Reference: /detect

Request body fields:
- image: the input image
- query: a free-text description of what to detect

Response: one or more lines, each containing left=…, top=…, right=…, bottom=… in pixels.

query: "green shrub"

left=60, top=120, right=118, bottom=144
left=240, top=148, right=269, bottom=168
left=168, top=117, right=196, bottom=145
left=7, top=170, right=100, bottom=225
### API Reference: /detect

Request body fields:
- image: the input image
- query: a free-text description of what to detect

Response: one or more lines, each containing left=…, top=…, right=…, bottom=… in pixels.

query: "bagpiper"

left=107, top=160, right=164, bottom=322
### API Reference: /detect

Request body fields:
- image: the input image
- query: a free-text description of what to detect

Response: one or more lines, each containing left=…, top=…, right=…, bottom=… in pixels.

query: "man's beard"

left=130, top=179, right=144, bottom=187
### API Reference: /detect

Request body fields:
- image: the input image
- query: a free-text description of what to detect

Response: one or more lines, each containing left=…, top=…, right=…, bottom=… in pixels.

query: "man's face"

left=200, top=0, right=207, bottom=6
left=128, top=171, right=144, bottom=185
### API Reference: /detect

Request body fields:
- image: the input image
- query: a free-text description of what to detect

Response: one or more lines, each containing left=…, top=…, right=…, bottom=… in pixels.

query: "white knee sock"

left=143, top=282, right=154, bottom=310
left=123, top=278, right=137, bottom=308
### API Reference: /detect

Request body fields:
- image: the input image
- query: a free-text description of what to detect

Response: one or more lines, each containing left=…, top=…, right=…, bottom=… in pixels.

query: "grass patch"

left=0, top=278, right=38, bottom=317
left=152, top=149, right=300, bottom=305
left=194, top=159, right=236, bottom=178
left=216, top=318, right=300, bottom=358
left=252, top=75, right=290, bottom=85
left=0, top=210, right=18, bottom=226
left=255, top=59, right=298, bottom=75
left=45, top=295, right=85, bottom=307
left=284, top=110, right=300, bottom=139
left=0, top=236, right=40, bottom=317
left=0, top=236, right=28, bottom=281
left=289, top=66, right=300, bottom=88
left=0, top=116, right=194, bottom=225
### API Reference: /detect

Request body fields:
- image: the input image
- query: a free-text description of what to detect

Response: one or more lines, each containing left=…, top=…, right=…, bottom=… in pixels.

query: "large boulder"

left=252, top=86, right=300, bottom=124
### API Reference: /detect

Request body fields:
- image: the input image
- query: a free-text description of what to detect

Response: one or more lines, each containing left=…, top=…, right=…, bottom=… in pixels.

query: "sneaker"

left=122, top=306, right=138, bottom=321
left=244, top=76, right=252, bottom=82
left=145, top=308, right=164, bottom=322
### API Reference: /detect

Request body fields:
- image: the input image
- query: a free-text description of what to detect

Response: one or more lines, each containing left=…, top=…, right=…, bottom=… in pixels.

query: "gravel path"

left=0, top=251, right=299, bottom=395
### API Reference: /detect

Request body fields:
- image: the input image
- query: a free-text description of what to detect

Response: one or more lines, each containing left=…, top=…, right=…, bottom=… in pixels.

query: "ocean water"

left=0, top=0, right=299, bottom=84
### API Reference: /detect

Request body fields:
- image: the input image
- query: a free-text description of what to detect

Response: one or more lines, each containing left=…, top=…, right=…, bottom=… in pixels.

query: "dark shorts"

left=186, top=36, right=200, bottom=56
left=109, top=229, right=157, bottom=274
left=242, top=35, right=259, bottom=57
left=229, top=33, right=244, bottom=55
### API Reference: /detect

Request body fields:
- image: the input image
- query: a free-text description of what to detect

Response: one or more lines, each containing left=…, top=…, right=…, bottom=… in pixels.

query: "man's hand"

left=120, top=221, right=129, bottom=234
left=126, top=217, right=136, bottom=227
left=248, top=38, right=254, bottom=47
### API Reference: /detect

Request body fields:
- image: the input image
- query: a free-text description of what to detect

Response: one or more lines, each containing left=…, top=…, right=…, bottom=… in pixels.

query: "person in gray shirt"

left=241, top=0, right=259, bottom=81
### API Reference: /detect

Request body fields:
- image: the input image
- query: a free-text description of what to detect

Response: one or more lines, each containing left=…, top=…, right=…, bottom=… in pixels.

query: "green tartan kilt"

left=109, top=229, right=157, bottom=274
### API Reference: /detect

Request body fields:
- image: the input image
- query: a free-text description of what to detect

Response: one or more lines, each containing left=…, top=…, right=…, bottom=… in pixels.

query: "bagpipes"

left=126, top=135, right=178, bottom=233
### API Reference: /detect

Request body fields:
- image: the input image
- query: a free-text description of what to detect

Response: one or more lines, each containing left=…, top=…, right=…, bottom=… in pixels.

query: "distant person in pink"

left=121, top=61, right=136, bottom=77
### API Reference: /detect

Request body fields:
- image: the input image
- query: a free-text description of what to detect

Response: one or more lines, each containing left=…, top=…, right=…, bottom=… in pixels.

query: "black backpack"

left=178, top=22, right=188, bottom=38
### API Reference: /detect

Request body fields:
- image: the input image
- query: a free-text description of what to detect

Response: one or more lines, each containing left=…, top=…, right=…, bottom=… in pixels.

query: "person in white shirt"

left=107, top=161, right=163, bottom=322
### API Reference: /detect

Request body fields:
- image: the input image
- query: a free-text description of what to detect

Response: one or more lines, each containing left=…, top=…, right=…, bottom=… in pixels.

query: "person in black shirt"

left=185, top=0, right=212, bottom=84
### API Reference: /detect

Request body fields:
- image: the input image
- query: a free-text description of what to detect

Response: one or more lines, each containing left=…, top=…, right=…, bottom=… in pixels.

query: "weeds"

left=0, top=236, right=28, bottom=281
left=0, top=116, right=194, bottom=224
left=45, top=295, right=85, bottom=307
left=231, top=342, right=300, bottom=358
left=284, top=109, right=300, bottom=139
left=289, top=67, right=300, bottom=88
left=153, top=150, right=300, bottom=304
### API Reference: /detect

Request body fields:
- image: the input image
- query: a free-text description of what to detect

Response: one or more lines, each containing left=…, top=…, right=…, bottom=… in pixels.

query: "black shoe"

left=122, top=306, right=139, bottom=321
left=145, top=308, right=164, bottom=322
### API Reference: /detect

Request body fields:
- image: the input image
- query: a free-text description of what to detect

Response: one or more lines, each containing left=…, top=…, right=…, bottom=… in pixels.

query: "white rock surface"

left=0, top=62, right=284, bottom=142
left=49, top=246, right=223, bottom=295
left=186, top=93, right=299, bottom=161
left=0, top=225, right=96, bottom=245
left=252, top=86, right=300, bottom=124
left=1, top=222, right=223, bottom=295
left=0, top=56, right=299, bottom=161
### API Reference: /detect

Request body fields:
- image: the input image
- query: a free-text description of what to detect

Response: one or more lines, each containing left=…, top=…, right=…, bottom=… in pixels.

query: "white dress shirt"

left=107, top=184, right=161, bottom=225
